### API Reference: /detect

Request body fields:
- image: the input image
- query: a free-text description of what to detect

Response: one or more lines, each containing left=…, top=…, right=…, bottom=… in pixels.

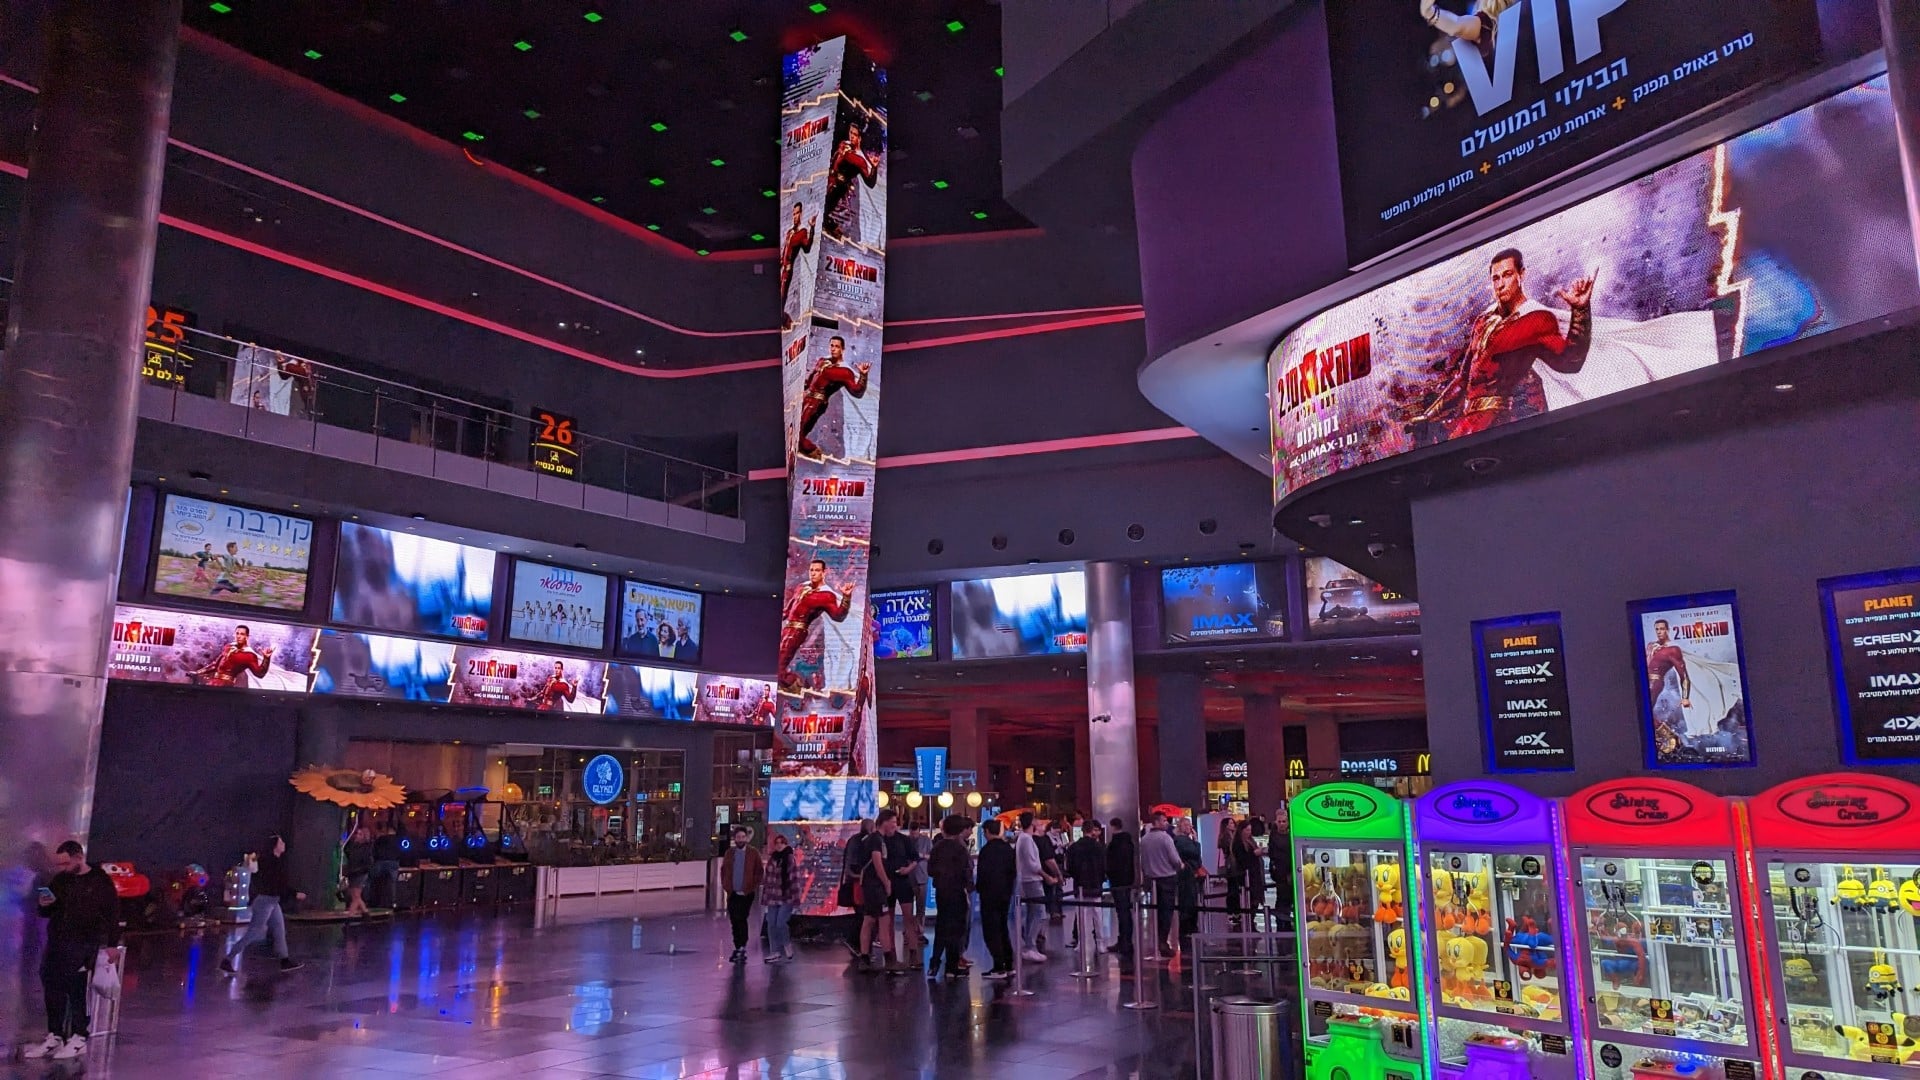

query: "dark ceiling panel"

left=181, top=0, right=1026, bottom=253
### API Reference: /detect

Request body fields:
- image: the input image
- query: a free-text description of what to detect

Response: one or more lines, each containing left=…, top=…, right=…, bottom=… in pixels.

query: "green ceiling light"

left=303, top=49, right=323, bottom=60
left=645, top=224, right=661, bottom=232
left=591, top=195, right=606, bottom=204
left=761, top=188, right=777, bottom=198
left=523, top=108, right=541, bottom=119
left=463, top=130, right=485, bottom=142
left=648, top=176, right=665, bottom=187
left=808, top=2, right=828, bottom=12
left=700, top=206, right=717, bottom=215
left=388, top=92, right=407, bottom=103
left=696, top=249, right=710, bottom=256
left=931, top=179, right=949, bottom=190
left=972, top=210, right=989, bottom=220
left=914, top=90, right=934, bottom=103
left=513, top=40, right=533, bottom=52
left=649, top=121, right=667, bottom=132
left=749, top=232, right=766, bottom=242
left=729, top=29, right=748, bottom=42
left=946, top=19, right=965, bottom=33
left=208, top=1, right=232, bottom=12
left=709, top=157, right=726, bottom=167
left=995, top=66, right=1005, bottom=78
left=583, top=11, right=603, bottom=22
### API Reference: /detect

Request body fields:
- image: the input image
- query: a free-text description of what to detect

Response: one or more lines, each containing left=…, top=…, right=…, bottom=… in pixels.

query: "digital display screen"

left=694, top=674, right=778, bottom=726
left=603, top=664, right=698, bottom=720
left=311, top=629, right=457, bottom=702
left=331, top=522, right=496, bottom=640
left=1272, top=78, right=1918, bottom=499
left=617, top=580, right=703, bottom=665
left=769, top=777, right=878, bottom=823
left=1160, top=562, right=1289, bottom=646
left=1629, top=592, right=1753, bottom=768
left=1822, top=567, right=1920, bottom=764
left=153, top=494, right=313, bottom=612
left=949, top=571, right=1088, bottom=658
left=1326, top=0, right=1822, bottom=264
left=1303, top=557, right=1420, bottom=638
left=1475, top=613, right=1576, bottom=771
left=449, top=646, right=606, bottom=714
left=873, top=588, right=934, bottom=659
left=506, top=560, right=608, bottom=651
left=106, top=604, right=316, bottom=692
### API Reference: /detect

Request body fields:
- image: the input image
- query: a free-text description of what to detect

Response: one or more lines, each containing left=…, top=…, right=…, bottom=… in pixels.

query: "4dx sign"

left=532, top=408, right=580, bottom=479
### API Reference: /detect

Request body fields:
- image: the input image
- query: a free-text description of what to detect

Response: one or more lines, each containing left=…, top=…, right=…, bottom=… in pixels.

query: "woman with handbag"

left=760, top=833, right=799, bottom=963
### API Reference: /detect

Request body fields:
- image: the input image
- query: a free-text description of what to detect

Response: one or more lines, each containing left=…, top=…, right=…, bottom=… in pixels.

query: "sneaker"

left=51, top=1035, right=87, bottom=1061
left=784, top=947, right=796, bottom=961
left=280, top=958, right=305, bottom=973
left=219, top=957, right=237, bottom=976
left=22, top=1034, right=62, bottom=1060
left=1022, top=949, right=1048, bottom=964
left=730, top=948, right=747, bottom=964
left=765, top=954, right=781, bottom=964
left=983, top=967, right=1013, bottom=981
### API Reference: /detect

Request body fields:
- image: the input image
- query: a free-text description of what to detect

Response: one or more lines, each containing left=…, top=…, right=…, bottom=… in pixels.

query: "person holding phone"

left=220, top=833, right=305, bottom=976
left=21, top=840, right=118, bottom=1062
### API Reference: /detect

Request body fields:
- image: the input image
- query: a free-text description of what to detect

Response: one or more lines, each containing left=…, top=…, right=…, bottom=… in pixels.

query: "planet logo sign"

left=582, top=755, right=624, bottom=806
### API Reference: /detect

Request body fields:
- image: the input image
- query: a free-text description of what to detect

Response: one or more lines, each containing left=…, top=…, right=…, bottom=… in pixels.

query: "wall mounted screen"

left=331, top=522, right=495, bottom=640
left=311, top=629, right=458, bottom=702
left=873, top=588, right=935, bottom=659
left=1326, top=0, right=1822, bottom=264
left=507, top=561, right=609, bottom=651
left=1271, top=78, right=1918, bottom=500
left=449, top=646, right=606, bottom=713
left=603, top=663, right=698, bottom=720
left=1160, top=562, right=1289, bottom=646
left=107, top=604, right=316, bottom=692
left=1628, top=591, right=1753, bottom=769
left=1303, top=557, right=1421, bottom=638
left=153, top=494, right=313, bottom=612
left=617, top=580, right=704, bottom=665
left=950, top=571, right=1088, bottom=658
left=694, top=674, right=778, bottom=726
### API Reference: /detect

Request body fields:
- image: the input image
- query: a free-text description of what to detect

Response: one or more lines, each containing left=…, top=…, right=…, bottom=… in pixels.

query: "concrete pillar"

left=1074, top=720, right=1093, bottom=814
left=1084, top=561, right=1143, bottom=836
left=1245, top=695, right=1286, bottom=824
left=0, top=0, right=179, bottom=1031
left=949, top=705, right=990, bottom=779
left=1156, top=671, right=1207, bottom=812
left=288, top=709, right=347, bottom=903
left=1305, top=711, right=1341, bottom=786
left=1880, top=0, right=1920, bottom=278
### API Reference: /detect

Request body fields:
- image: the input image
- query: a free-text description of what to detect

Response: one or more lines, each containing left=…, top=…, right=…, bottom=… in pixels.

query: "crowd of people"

left=718, top=805, right=1295, bottom=980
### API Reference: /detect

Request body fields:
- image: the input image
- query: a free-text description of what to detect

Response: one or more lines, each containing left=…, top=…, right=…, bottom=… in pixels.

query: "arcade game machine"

left=1413, top=780, right=1587, bottom=1080
left=493, top=802, right=536, bottom=904
left=1563, top=778, right=1765, bottom=1080
left=418, top=792, right=464, bottom=909
left=456, top=790, right=501, bottom=905
left=1290, top=781, right=1431, bottom=1080
left=1748, top=772, right=1920, bottom=1079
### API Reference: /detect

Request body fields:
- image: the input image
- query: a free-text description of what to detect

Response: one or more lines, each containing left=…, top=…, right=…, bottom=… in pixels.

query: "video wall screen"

left=603, top=664, right=698, bottom=720
left=1326, top=0, right=1822, bottom=263
left=873, top=587, right=935, bottom=659
left=506, top=560, right=609, bottom=651
left=450, top=645, right=606, bottom=713
left=152, top=494, right=313, bottom=612
left=769, top=777, right=878, bottom=823
left=1271, top=78, right=1919, bottom=500
left=310, top=629, right=458, bottom=702
left=107, top=604, right=316, bottom=692
left=950, top=571, right=1088, bottom=659
left=331, top=522, right=495, bottom=641
left=617, top=580, right=704, bottom=665
left=694, top=674, right=777, bottom=726
left=1160, top=562, right=1289, bottom=646
left=1303, top=557, right=1420, bottom=638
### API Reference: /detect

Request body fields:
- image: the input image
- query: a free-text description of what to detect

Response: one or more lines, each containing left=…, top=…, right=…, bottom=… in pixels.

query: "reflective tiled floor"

left=8, top=894, right=1199, bottom=1078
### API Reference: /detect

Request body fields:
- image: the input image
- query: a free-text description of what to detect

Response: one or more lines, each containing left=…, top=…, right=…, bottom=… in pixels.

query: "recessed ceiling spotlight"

left=1773, top=382, right=1795, bottom=392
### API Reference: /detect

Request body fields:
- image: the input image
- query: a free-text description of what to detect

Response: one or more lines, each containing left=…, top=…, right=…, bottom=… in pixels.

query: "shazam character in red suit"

left=793, top=336, right=871, bottom=460
left=533, top=661, right=577, bottom=712
left=823, top=123, right=879, bottom=239
left=1413, top=249, right=1595, bottom=438
left=778, top=202, right=817, bottom=330
left=778, top=558, right=856, bottom=690
left=193, top=624, right=273, bottom=688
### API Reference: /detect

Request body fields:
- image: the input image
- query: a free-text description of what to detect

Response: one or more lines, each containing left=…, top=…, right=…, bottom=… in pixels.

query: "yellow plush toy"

left=1899, top=877, right=1920, bottom=917
left=1444, top=935, right=1487, bottom=998
left=1430, top=866, right=1458, bottom=929
left=1869, top=871, right=1900, bottom=910
left=1388, top=927, right=1408, bottom=988
left=1463, top=868, right=1492, bottom=934
left=1836, top=1021, right=1920, bottom=1064
left=1374, top=864, right=1404, bottom=924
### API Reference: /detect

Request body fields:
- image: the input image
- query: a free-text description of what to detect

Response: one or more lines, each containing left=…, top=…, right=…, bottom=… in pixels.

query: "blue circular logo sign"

left=583, top=754, right=624, bottom=805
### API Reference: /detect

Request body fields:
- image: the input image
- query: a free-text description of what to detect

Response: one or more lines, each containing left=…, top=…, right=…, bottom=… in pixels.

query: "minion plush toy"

left=1867, top=952, right=1900, bottom=1005
left=1869, top=870, right=1900, bottom=911
left=1837, top=867, right=1869, bottom=911
left=1373, top=863, right=1404, bottom=925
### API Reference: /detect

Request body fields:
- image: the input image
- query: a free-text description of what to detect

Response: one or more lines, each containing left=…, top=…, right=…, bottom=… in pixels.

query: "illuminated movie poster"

left=769, top=777, right=879, bottom=823
left=1160, top=562, right=1288, bottom=646
left=508, top=561, right=609, bottom=651
left=1270, top=79, right=1918, bottom=500
left=873, top=588, right=934, bottom=659
left=694, top=674, right=778, bottom=726
left=152, top=494, right=313, bottom=612
left=106, top=604, right=317, bottom=692
left=310, top=629, right=457, bottom=702
left=776, top=35, right=886, bottom=914
left=950, top=571, right=1089, bottom=659
left=1303, top=557, right=1421, bottom=638
left=332, top=522, right=496, bottom=640
left=616, top=580, right=703, bottom=665
left=1629, top=593, right=1753, bottom=768
left=450, top=646, right=606, bottom=714
left=603, top=664, right=697, bottom=720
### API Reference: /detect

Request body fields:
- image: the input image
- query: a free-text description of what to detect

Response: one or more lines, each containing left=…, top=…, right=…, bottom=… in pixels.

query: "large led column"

left=771, top=37, right=887, bottom=915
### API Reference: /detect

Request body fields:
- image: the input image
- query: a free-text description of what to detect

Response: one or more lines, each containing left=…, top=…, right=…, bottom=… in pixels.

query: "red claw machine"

left=1749, top=772, right=1920, bottom=1079
left=1563, top=778, right=1767, bottom=1080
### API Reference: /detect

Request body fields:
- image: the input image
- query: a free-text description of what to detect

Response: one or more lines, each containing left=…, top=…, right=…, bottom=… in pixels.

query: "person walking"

left=721, top=826, right=764, bottom=963
left=840, top=818, right=873, bottom=957
left=1175, top=817, right=1205, bottom=940
left=342, top=826, right=374, bottom=918
left=221, top=834, right=305, bottom=975
left=759, top=833, right=799, bottom=963
left=1104, top=817, right=1138, bottom=960
left=1138, top=813, right=1183, bottom=956
left=21, top=841, right=118, bottom=1062
left=975, top=819, right=1016, bottom=979
left=1013, top=812, right=1050, bottom=963
left=856, top=810, right=902, bottom=973
left=1064, top=822, right=1107, bottom=952
left=926, top=815, right=975, bottom=979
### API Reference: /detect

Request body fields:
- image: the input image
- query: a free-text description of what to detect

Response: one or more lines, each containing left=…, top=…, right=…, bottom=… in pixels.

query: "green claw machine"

left=1291, top=781, right=1432, bottom=1080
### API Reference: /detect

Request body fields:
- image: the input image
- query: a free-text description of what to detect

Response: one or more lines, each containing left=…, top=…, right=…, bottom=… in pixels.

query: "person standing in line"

left=840, top=818, right=873, bottom=956
left=890, top=824, right=926, bottom=971
left=1175, top=817, right=1205, bottom=940
left=856, top=809, right=902, bottom=973
left=1223, top=818, right=1248, bottom=918
left=1138, top=812, right=1183, bottom=956
left=342, top=826, right=374, bottom=918
left=721, top=827, right=763, bottom=964
left=1064, top=822, right=1108, bottom=952
left=975, top=819, right=1016, bottom=980
left=1269, top=805, right=1296, bottom=929
left=759, top=833, right=798, bottom=963
left=1038, top=818, right=1066, bottom=925
left=1104, top=817, right=1138, bottom=961
left=21, top=841, right=118, bottom=1062
left=926, top=815, right=975, bottom=979
left=1240, top=820, right=1268, bottom=920
left=221, top=834, right=305, bottom=975
left=1013, top=812, right=1050, bottom=963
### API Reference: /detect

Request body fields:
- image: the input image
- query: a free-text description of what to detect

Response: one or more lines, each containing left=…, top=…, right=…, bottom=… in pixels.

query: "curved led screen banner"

left=1269, top=77, right=1917, bottom=500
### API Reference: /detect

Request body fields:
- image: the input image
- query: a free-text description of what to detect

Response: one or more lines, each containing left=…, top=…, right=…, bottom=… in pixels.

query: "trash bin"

left=1211, top=996, right=1292, bottom=1080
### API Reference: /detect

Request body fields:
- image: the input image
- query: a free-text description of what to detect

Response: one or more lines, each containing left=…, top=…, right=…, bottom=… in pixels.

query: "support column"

left=1879, top=0, right=1920, bottom=276
left=1156, top=671, right=1206, bottom=812
left=1074, top=721, right=1093, bottom=815
left=1304, top=711, right=1341, bottom=786
left=0, top=0, right=179, bottom=1034
left=288, top=709, right=347, bottom=902
left=949, top=705, right=990, bottom=780
left=1244, top=695, right=1286, bottom=823
left=1084, top=561, right=1142, bottom=833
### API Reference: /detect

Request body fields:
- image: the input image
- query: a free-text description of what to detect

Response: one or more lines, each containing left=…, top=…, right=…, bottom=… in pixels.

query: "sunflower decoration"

left=290, top=766, right=406, bottom=809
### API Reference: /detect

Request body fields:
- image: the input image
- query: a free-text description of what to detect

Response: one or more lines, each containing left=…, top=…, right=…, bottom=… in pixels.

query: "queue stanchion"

left=1010, top=893, right=1035, bottom=998
left=1141, top=884, right=1162, bottom=963
left=1124, top=888, right=1158, bottom=1011
left=1071, top=898, right=1097, bottom=979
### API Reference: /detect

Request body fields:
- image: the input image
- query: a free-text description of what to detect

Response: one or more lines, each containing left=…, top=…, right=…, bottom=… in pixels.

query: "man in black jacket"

left=926, top=815, right=975, bottom=979
left=974, top=819, right=1016, bottom=979
left=1104, top=818, right=1138, bottom=960
left=24, top=841, right=119, bottom=1062
left=1063, top=823, right=1107, bottom=950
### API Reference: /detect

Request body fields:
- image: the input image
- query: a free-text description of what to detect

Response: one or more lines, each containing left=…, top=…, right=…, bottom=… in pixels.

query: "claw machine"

left=1749, top=772, right=1920, bottom=1079
left=1564, top=778, right=1765, bottom=1080
left=1413, top=780, right=1587, bottom=1080
left=1290, top=781, right=1430, bottom=1080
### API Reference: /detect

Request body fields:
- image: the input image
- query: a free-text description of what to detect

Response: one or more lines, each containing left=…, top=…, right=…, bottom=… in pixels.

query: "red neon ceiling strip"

left=744, top=426, right=1199, bottom=482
